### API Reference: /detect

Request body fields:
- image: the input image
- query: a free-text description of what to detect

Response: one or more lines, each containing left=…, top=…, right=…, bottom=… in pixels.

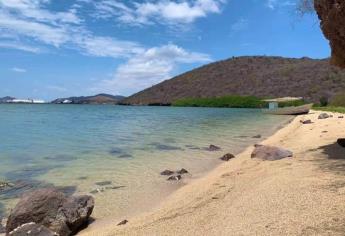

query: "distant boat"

left=262, top=97, right=312, bottom=115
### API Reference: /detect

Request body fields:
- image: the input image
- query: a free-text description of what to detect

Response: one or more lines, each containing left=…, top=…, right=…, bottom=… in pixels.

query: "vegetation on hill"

left=172, top=96, right=266, bottom=108
left=122, top=56, right=345, bottom=106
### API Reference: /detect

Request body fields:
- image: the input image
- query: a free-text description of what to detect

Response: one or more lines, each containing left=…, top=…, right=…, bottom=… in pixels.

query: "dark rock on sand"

left=301, top=120, right=313, bottom=124
left=207, top=145, right=221, bottom=151
left=117, top=220, right=128, bottom=226
left=9, top=223, right=57, bottom=236
left=339, top=116, right=344, bottom=119
left=220, top=153, right=235, bottom=161
left=167, top=175, right=182, bottom=181
left=252, top=135, right=262, bottom=138
left=337, top=139, right=345, bottom=148
left=6, top=188, right=94, bottom=236
left=251, top=144, right=293, bottom=161
left=176, top=168, right=189, bottom=175
left=95, top=181, right=112, bottom=186
left=318, top=113, right=330, bottom=119
left=160, top=170, right=175, bottom=176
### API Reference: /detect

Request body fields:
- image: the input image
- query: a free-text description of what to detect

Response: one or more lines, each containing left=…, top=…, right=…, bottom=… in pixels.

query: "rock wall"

left=315, top=0, right=345, bottom=68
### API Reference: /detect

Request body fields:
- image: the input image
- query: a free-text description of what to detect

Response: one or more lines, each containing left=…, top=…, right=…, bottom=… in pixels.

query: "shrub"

left=172, top=96, right=267, bottom=108
left=330, top=92, right=345, bottom=107
left=319, top=96, right=329, bottom=107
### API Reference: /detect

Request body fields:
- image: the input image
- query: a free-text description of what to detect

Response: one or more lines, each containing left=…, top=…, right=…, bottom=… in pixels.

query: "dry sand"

left=80, top=110, right=345, bottom=236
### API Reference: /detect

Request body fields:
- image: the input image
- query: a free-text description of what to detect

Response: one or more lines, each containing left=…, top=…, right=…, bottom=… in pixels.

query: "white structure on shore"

left=8, top=99, right=46, bottom=104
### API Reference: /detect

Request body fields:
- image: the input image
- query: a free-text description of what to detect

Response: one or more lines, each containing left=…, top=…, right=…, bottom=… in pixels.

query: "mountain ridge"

left=122, top=56, right=345, bottom=105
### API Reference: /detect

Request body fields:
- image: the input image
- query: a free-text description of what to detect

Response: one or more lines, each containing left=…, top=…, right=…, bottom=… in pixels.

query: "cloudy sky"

left=0, top=0, right=330, bottom=100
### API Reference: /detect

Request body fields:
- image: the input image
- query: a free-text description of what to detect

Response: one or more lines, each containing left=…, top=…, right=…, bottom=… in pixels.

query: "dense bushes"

left=330, top=92, right=345, bottom=107
left=172, top=96, right=267, bottom=108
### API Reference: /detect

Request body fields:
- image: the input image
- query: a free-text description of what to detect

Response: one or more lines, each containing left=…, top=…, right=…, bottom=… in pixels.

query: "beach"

left=80, top=110, right=345, bottom=236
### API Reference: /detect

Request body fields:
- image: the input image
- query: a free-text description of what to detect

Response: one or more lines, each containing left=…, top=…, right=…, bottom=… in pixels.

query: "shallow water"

left=0, top=104, right=291, bottom=220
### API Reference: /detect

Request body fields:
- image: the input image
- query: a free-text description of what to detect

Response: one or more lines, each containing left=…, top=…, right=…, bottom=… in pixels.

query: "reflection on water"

left=0, top=105, right=291, bottom=219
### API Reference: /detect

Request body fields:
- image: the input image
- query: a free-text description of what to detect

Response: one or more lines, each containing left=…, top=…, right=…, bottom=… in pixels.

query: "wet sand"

left=79, top=110, right=345, bottom=235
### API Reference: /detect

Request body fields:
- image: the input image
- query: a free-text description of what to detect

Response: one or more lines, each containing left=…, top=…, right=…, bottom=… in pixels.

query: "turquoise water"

left=0, top=105, right=291, bottom=220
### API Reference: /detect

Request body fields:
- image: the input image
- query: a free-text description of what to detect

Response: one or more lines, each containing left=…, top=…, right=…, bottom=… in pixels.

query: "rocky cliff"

left=315, top=0, right=345, bottom=68
left=122, top=56, right=345, bottom=105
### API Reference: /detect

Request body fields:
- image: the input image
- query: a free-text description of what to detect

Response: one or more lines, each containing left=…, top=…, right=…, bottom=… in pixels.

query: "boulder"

left=251, top=144, right=293, bottom=161
left=207, top=145, right=221, bottom=151
left=220, top=153, right=235, bottom=161
left=8, top=223, right=57, bottom=236
left=339, top=116, right=344, bottom=119
left=318, top=113, right=330, bottom=119
left=167, top=175, right=182, bottom=181
left=160, top=170, right=175, bottom=176
left=176, top=168, right=189, bottom=175
left=337, top=139, right=345, bottom=147
left=6, top=188, right=94, bottom=236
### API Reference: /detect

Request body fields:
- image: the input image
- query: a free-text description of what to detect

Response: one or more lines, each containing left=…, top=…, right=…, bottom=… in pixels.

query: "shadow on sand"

left=316, top=142, right=345, bottom=176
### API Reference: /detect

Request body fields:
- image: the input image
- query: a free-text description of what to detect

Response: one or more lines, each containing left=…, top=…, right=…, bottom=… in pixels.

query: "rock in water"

left=167, top=175, right=182, bottom=181
left=252, top=135, right=262, bottom=138
left=337, top=139, right=345, bottom=148
left=9, top=223, right=57, bottom=236
left=207, top=145, right=221, bottom=151
left=251, top=144, right=293, bottom=161
left=318, top=113, right=330, bottom=119
left=6, top=188, right=94, bottom=236
left=220, top=153, right=235, bottom=161
left=160, top=170, right=175, bottom=176
left=176, top=168, right=189, bottom=175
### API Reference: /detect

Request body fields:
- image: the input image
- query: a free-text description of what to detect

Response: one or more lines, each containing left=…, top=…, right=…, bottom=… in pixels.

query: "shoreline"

left=80, top=110, right=345, bottom=235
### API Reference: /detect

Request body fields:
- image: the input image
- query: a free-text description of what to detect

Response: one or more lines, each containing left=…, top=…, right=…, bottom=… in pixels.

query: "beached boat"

left=263, top=97, right=312, bottom=115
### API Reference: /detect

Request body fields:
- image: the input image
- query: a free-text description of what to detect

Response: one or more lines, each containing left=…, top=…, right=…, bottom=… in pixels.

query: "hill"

left=121, top=56, right=345, bottom=105
left=51, top=94, right=125, bottom=104
left=0, top=96, right=15, bottom=103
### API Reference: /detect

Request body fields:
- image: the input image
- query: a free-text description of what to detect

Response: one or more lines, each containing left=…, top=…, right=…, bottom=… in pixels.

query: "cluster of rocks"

left=160, top=168, right=189, bottom=181
left=5, top=188, right=94, bottom=236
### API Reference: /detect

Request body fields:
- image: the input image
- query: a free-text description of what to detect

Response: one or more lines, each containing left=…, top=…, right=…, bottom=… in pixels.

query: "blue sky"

left=0, top=0, right=330, bottom=100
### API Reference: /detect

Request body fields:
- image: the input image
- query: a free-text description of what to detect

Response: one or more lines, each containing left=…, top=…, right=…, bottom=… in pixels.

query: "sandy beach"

left=80, top=110, right=345, bottom=236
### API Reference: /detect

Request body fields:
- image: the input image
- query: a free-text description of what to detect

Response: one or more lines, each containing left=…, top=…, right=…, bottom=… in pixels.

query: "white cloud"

left=266, top=0, right=295, bottom=10
left=11, top=67, right=27, bottom=73
left=46, top=85, right=68, bottom=92
left=92, top=44, right=211, bottom=95
left=87, top=0, right=226, bottom=26
left=0, top=41, right=40, bottom=53
left=231, top=18, right=249, bottom=31
left=0, top=0, right=139, bottom=57
left=74, top=35, right=144, bottom=58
